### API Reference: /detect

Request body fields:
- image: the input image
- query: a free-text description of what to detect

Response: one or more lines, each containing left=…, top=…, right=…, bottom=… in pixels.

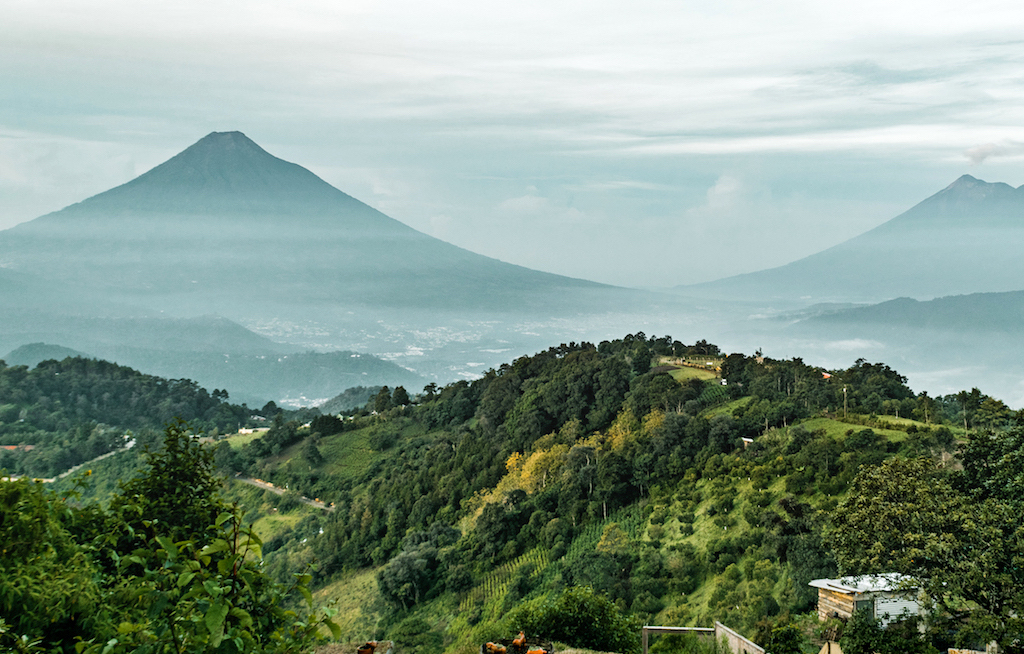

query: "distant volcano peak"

left=68, top=130, right=348, bottom=215
left=138, top=130, right=292, bottom=185
left=202, top=130, right=249, bottom=141
left=183, top=131, right=271, bottom=160
left=0, top=131, right=609, bottom=324
left=935, top=174, right=1016, bottom=202
left=945, top=173, right=982, bottom=190
left=679, top=172, right=1024, bottom=302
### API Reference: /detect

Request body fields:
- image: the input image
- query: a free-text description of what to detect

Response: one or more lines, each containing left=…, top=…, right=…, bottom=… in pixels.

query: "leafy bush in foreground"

left=0, top=421, right=339, bottom=653
left=504, top=586, right=641, bottom=654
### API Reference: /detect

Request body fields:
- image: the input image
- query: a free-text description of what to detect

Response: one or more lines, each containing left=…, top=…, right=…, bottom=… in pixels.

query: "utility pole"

left=843, top=385, right=848, bottom=419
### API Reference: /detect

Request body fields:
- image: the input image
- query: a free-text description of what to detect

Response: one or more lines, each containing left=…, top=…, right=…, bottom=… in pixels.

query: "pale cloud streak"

left=965, top=140, right=1024, bottom=164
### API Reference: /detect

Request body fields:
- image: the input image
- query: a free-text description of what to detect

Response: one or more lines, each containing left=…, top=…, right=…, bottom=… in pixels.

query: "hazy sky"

left=3, top=0, right=1024, bottom=287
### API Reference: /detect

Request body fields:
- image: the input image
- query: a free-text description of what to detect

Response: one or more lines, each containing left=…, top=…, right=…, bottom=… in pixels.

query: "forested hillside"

left=198, top=335, right=1019, bottom=653
left=0, top=357, right=261, bottom=477
left=5, top=335, right=1022, bottom=654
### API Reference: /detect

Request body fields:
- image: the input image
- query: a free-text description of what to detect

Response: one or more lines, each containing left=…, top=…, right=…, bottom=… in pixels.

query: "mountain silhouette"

left=679, top=174, right=1024, bottom=303
left=798, top=290, right=1024, bottom=334
left=0, top=131, right=652, bottom=402
left=0, top=131, right=615, bottom=317
left=62, top=131, right=415, bottom=226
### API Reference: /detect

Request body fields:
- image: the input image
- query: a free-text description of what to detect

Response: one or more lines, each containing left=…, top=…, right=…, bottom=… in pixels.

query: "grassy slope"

left=798, top=417, right=908, bottom=441
left=703, top=397, right=751, bottom=418
left=668, top=367, right=719, bottom=383
left=314, top=569, right=382, bottom=644
left=225, top=430, right=270, bottom=449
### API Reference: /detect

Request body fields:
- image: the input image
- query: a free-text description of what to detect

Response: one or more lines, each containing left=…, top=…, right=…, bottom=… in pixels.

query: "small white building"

left=810, top=574, right=920, bottom=627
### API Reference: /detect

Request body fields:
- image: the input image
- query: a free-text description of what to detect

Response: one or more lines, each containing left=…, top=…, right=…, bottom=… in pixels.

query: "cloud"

left=683, top=175, right=759, bottom=236
left=6, top=0, right=1024, bottom=285
left=564, top=180, right=673, bottom=192
left=495, top=192, right=586, bottom=226
left=625, top=124, right=1024, bottom=157
left=702, top=175, right=743, bottom=211
left=964, top=141, right=1024, bottom=164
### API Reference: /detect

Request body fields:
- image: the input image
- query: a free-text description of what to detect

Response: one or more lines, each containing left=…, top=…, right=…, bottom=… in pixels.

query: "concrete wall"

left=640, top=626, right=714, bottom=654
left=714, top=621, right=764, bottom=654
left=641, top=623, right=763, bottom=654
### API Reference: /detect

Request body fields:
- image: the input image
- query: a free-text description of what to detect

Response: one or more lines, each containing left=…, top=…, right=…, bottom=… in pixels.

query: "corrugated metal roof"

left=808, top=573, right=915, bottom=594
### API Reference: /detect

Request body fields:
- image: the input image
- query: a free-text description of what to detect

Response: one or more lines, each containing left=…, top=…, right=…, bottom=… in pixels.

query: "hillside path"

left=232, top=474, right=334, bottom=512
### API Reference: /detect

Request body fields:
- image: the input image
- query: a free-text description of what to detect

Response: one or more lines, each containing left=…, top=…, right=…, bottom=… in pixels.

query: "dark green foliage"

left=79, top=512, right=335, bottom=653
left=260, top=400, right=282, bottom=418
left=393, top=386, right=411, bottom=406
left=369, top=423, right=400, bottom=450
left=302, top=439, right=324, bottom=466
left=627, top=373, right=704, bottom=417
left=763, top=623, right=804, bottom=654
left=109, top=419, right=226, bottom=545
left=757, top=622, right=802, bottom=654
left=377, top=546, right=441, bottom=609
left=0, top=476, right=107, bottom=646
left=717, top=355, right=918, bottom=437
left=505, top=586, right=642, bottom=653
left=840, top=610, right=885, bottom=654
left=1, top=421, right=338, bottom=653
left=214, top=439, right=244, bottom=473
left=828, top=453, right=1024, bottom=652
left=568, top=548, right=637, bottom=606
left=318, top=385, right=384, bottom=415
left=498, top=346, right=631, bottom=448
left=278, top=490, right=303, bottom=512
left=0, top=357, right=253, bottom=477
left=8, top=333, right=994, bottom=654
left=632, top=342, right=653, bottom=375
left=445, top=564, right=474, bottom=593
left=840, top=610, right=937, bottom=654
left=388, top=617, right=444, bottom=654
left=375, top=386, right=394, bottom=413
left=241, top=416, right=304, bottom=459
left=310, top=413, right=347, bottom=436
left=955, top=426, right=1024, bottom=501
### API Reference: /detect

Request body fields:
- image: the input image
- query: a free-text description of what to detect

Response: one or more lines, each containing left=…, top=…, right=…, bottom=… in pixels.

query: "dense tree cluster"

left=0, top=357, right=254, bottom=476
left=504, top=586, right=642, bottom=653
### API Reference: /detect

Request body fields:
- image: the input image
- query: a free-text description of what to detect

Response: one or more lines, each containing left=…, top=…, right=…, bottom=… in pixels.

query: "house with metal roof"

left=810, top=574, right=921, bottom=627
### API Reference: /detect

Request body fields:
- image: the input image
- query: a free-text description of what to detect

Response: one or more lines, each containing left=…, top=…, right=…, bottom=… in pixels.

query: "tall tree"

left=827, top=456, right=1024, bottom=651
left=393, top=385, right=411, bottom=406
left=375, top=386, right=393, bottom=413
left=109, top=418, right=226, bottom=546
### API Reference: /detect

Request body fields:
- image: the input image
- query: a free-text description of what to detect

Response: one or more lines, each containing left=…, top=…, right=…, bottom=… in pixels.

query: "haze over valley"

left=3, top=131, right=1024, bottom=407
